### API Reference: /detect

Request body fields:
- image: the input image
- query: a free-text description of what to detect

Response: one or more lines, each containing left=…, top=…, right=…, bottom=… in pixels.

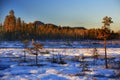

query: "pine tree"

left=4, top=10, right=16, bottom=32
left=22, top=39, right=29, bottom=62
left=8, top=10, right=16, bottom=32
left=98, top=16, right=113, bottom=68
left=16, top=17, right=21, bottom=31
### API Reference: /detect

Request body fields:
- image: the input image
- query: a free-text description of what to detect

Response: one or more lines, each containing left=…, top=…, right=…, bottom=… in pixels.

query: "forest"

left=0, top=10, right=120, bottom=41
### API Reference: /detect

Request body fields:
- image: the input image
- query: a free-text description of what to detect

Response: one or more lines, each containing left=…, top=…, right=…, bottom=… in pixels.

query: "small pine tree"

left=58, top=54, right=66, bottom=64
left=80, top=54, right=89, bottom=71
left=92, top=48, right=99, bottom=65
left=31, top=39, right=43, bottom=65
left=22, top=39, right=29, bottom=62
left=97, top=16, right=113, bottom=68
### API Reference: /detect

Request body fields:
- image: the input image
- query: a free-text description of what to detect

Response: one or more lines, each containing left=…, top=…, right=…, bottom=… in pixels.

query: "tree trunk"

left=24, top=51, right=26, bottom=62
left=104, top=38, right=108, bottom=68
left=36, top=54, right=38, bottom=65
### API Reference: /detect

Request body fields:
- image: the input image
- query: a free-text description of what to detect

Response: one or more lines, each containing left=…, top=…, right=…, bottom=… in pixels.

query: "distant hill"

left=34, top=21, right=86, bottom=30
left=34, top=21, right=44, bottom=27
left=74, top=27, right=86, bottom=30
left=45, top=23, right=58, bottom=28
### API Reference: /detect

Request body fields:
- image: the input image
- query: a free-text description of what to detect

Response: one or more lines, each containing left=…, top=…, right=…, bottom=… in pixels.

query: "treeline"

left=0, top=10, right=119, bottom=41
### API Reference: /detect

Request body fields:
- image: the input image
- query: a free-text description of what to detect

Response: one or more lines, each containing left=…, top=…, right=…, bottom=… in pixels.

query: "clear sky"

left=0, top=0, right=120, bottom=31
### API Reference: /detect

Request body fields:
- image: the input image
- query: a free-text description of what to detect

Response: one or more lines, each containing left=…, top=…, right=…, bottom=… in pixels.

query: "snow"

left=0, top=40, right=120, bottom=48
left=0, top=42, right=120, bottom=80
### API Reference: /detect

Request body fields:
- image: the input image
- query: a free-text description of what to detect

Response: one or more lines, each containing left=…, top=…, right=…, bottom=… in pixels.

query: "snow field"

left=0, top=48, right=120, bottom=80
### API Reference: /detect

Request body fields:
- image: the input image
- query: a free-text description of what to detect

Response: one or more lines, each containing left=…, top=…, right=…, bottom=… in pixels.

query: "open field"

left=0, top=48, right=120, bottom=80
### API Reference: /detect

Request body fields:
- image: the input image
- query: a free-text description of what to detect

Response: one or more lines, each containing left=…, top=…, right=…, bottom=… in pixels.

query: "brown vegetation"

left=0, top=10, right=119, bottom=41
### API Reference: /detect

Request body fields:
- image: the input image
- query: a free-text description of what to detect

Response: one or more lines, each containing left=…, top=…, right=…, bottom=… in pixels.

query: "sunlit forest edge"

left=0, top=10, right=120, bottom=41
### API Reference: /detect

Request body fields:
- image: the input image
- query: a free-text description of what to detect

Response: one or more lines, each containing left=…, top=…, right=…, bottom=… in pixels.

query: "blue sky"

left=0, top=0, right=120, bottom=31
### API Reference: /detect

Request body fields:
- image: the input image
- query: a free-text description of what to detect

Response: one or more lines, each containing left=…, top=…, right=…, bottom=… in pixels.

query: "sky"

left=0, top=0, right=120, bottom=31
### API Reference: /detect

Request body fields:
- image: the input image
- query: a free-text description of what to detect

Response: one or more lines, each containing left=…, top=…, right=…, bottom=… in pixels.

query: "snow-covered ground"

left=0, top=40, right=120, bottom=48
left=0, top=48, right=120, bottom=80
